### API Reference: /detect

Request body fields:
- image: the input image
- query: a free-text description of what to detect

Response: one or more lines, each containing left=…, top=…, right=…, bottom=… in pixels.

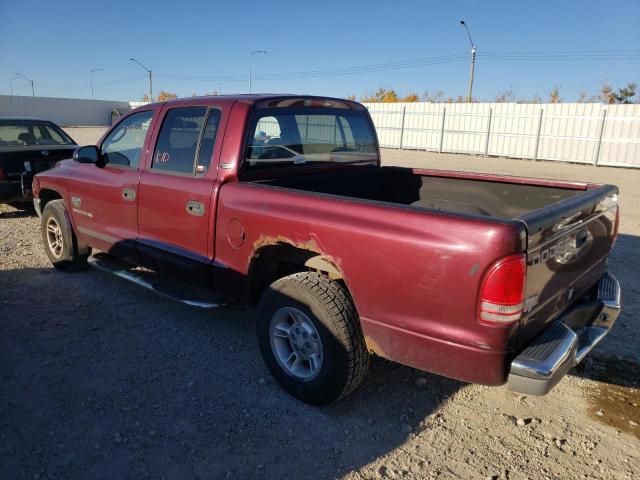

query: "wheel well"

left=39, top=189, right=63, bottom=210
left=248, top=243, right=344, bottom=305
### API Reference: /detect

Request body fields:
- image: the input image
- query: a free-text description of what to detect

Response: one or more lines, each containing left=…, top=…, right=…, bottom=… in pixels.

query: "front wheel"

left=41, top=199, right=90, bottom=271
left=257, top=272, right=369, bottom=405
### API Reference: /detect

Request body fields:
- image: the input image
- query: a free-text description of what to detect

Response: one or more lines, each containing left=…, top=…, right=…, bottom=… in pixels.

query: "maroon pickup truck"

left=32, top=95, right=621, bottom=405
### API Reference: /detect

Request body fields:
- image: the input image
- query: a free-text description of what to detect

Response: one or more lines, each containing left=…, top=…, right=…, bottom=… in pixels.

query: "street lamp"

left=90, top=68, right=106, bottom=100
left=249, top=50, right=267, bottom=93
left=10, top=76, right=20, bottom=95
left=15, top=72, right=35, bottom=96
left=129, top=58, right=153, bottom=102
left=459, top=20, right=476, bottom=103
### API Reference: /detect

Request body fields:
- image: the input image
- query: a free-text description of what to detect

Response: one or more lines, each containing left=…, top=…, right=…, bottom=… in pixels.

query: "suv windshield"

left=0, top=121, right=75, bottom=147
left=245, top=108, right=378, bottom=169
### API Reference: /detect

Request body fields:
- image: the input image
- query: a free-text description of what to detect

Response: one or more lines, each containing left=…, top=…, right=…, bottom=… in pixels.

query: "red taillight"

left=611, top=206, right=620, bottom=248
left=0, top=168, right=5, bottom=180
left=478, top=253, right=527, bottom=326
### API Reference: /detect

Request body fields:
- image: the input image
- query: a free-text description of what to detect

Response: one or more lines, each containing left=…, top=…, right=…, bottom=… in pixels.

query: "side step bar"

left=88, top=254, right=221, bottom=309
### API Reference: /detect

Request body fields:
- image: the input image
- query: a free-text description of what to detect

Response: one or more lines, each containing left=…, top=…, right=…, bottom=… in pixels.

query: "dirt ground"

left=1, top=138, right=638, bottom=479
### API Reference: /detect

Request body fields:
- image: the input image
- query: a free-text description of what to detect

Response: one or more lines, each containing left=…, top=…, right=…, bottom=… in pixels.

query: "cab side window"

left=101, top=111, right=154, bottom=168
left=152, top=107, right=221, bottom=175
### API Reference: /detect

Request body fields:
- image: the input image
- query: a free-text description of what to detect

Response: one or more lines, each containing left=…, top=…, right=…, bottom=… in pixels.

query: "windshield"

left=0, top=121, right=75, bottom=147
left=245, top=108, right=378, bottom=170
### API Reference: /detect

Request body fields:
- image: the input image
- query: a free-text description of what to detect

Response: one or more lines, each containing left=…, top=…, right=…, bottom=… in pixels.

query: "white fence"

left=0, top=96, right=138, bottom=126
left=3, top=96, right=638, bottom=167
left=364, top=102, right=640, bottom=168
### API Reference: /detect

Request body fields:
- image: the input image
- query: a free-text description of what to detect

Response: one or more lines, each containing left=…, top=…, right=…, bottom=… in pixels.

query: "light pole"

left=129, top=58, right=152, bottom=101
left=459, top=20, right=476, bottom=103
left=249, top=50, right=267, bottom=93
left=10, top=76, right=20, bottom=95
left=90, top=68, right=106, bottom=100
left=15, top=73, right=35, bottom=96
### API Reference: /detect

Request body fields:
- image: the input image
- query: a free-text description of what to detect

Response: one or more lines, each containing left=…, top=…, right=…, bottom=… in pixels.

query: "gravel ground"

left=1, top=141, right=638, bottom=479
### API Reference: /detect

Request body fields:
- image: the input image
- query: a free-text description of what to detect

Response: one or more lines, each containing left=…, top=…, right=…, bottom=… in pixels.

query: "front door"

left=69, top=109, right=158, bottom=261
left=137, top=103, right=223, bottom=282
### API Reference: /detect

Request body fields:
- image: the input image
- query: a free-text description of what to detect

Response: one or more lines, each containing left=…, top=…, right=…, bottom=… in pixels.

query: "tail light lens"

left=0, top=167, right=5, bottom=180
left=478, top=253, right=527, bottom=326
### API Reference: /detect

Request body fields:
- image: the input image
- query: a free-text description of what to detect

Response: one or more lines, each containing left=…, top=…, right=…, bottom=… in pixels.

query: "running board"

left=88, top=254, right=221, bottom=309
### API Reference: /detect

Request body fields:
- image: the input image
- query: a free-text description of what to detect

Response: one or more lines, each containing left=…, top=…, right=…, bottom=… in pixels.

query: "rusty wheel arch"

left=247, top=241, right=344, bottom=305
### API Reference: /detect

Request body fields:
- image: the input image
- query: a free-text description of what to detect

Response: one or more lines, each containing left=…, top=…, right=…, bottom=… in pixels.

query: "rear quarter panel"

left=215, top=182, right=527, bottom=384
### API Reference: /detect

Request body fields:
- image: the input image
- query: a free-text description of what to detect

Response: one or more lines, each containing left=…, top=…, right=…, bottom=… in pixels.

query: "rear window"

left=0, top=122, right=74, bottom=147
left=152, top=107, right=221, bottom=175
left=245, top=108, right=378, bottom=170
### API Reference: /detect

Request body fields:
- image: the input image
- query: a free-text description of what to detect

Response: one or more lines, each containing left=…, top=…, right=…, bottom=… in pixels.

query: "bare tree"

left=516, top=94, right=542, bottom=104
left=494, top=89, right=516, bottom=103
left=545, top=86, right=562, bottom=104
left=576, top=90, right=588, bottom=103
left=598, top=83, right=616, bottom=104
left=421, top=90, right=444, bottom=102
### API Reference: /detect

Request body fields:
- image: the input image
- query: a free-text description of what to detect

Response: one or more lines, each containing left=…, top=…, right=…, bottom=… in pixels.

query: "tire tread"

left=267, top=271, right=369, bottom=402
left=41, top=199, right=89, bottom=271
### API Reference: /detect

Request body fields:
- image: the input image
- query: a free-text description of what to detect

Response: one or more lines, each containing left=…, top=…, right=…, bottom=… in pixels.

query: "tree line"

left=345, top=82, right=637, bottom=104
left=141, top=83, right=637, bottom=104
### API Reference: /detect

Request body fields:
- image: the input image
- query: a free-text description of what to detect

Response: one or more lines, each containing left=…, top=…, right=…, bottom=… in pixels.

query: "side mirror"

left=73, top=145, right=101, bottom=165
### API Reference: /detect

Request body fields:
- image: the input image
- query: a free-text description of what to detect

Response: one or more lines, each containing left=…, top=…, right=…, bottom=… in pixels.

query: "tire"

left=41, top=199, right=90, bottom=271
left=257, top=272, right=369, bottom=405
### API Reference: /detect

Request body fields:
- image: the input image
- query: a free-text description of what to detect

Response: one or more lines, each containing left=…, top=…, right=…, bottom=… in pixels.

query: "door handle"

left=122, top=188, right=136, bottom=201
left=186, top=200, right=205, bottom=216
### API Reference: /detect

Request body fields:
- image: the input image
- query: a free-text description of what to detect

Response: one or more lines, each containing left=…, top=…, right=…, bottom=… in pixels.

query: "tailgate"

left=516, top=184, right=619, bottom=349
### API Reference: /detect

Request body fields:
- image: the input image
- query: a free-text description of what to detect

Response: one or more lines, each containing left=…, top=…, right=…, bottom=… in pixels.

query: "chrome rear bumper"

left=507, top=272, right=621, bottom=395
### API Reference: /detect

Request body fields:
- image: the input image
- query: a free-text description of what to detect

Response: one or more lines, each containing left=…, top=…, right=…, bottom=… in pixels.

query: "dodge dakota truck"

left=32, top=95, right=621, bottom=405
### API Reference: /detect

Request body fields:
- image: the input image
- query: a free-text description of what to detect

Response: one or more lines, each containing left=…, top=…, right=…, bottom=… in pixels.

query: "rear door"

left=136, top=102, right=223, bottom=282
left=69, top=108, right=158, bottom=261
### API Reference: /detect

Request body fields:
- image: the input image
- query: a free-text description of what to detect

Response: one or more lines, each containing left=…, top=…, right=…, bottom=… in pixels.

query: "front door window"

left=101, top=111, right=154, bottom=167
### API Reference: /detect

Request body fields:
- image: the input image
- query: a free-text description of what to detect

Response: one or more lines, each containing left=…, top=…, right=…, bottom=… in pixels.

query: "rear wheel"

left=41, top=199, right=90, bottom=271
left=257, top=272, right=369, bottom=405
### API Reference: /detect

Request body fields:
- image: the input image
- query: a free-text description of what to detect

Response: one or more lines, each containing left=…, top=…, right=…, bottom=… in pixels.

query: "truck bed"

left=258, top=166, right=583, bottom=220
left=256, top=165, right=618, bottom=352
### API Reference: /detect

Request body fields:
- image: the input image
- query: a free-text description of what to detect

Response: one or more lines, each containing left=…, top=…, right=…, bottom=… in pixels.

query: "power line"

left=12, top=50, right=640, bottom=93
left=156, top=54, right=470, bottom=82
left=479, top=50, right=640, bottom=61
left=156, top=50, right=640, bottom=84
left=483, top=49, right=640, bottom=55
left=479, top=54, right=640, bottom=62
left=35, top=74, right=148, bottom=90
